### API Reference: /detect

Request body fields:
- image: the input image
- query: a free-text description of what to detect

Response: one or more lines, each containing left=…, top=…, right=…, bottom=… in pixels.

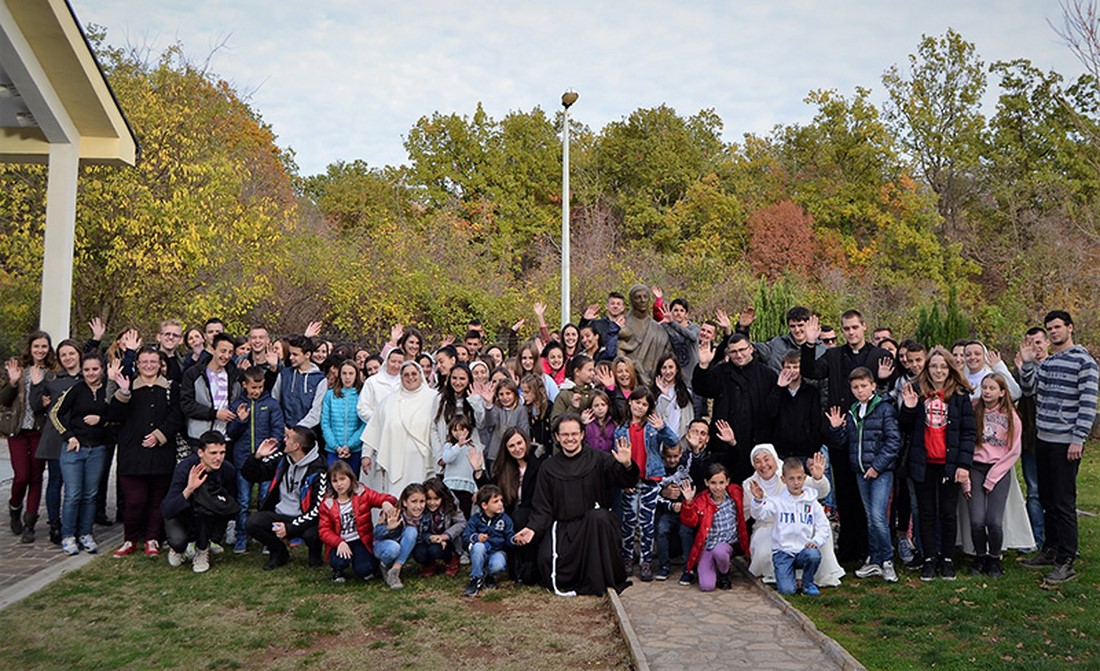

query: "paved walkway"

left=617, top=563, right=862, bottom=670
left=0, top=439, right=123, bottom=610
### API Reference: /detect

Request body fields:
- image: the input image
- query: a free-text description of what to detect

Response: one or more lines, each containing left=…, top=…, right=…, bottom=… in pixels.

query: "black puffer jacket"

left=899, top=392, right=976, bottom=483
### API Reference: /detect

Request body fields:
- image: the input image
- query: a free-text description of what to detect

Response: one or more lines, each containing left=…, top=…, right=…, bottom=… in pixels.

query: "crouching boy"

left=461, top=484, right=514, bottom=597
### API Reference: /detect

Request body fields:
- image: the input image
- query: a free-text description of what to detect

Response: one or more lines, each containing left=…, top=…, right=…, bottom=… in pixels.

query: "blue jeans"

left=773, top=547, right=823, bottom=595
left=235, top=473, right=254, bottom=538
left=855, top=470, right=894, bottom=565
left=59, top=446, right=107, bottom=538
left=621, top=481, right=659, bottom=564
left=413, top=541, right=454, bottom=565
left=469, top=541, right=507, bottom=579
left=330, top=538, right=379, bottom=578
left=655, top=508, right=694, bottom=570
left=326, top=451, right=361, bottom=477
left=373, top=525, right=418, bottom=567
left=1020, top=449, right=1044, bottom=547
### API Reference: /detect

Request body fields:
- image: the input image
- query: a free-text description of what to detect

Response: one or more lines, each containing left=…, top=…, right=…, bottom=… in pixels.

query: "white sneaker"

left=167, top=548, right=185, bottom=568
left=855, top=561, right=883, bottom=579
left=209, top=542, right=224, bottom=555
left=192, top=548, right=210, bottom=573
left=79, top=534, right=98, bottom=554
left=61, top=536, right=79, bottom=556
left=185, top=542, right=196, bottom=560
left=882, top=560, right=898, bottom=583
left=383, top=565, right=404, bottom=590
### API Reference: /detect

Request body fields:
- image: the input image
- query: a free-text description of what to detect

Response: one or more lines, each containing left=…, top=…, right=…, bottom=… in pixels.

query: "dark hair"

left=203, top=318, right=226, bottom=330
left=848, top=367, right=874, bottom=384
left=436, top=344, right=457, bottom=360
left=54, top=339, right=84, bottom=372
left=786, top=306, right=811, bottom=323
left=447, top=414, right=476, bottom=444
left=1025, top=326, right=1047, bottom=338
left=212, top=333, right=236, bottom=351
left=519, top=373, right=550, bottom=419
left=820, top=324, right=836, bottom=334
left=565, top=354, right=594, bottom=382
left=650, top=353, right=691, bottom=408
left=704, top=463, right=729, bottom=480
left=661, top=441, right=683, bottom=457
left=463, top=329, right=482, bottom=342
left=21, top=331, right=56, bottom=369
left=286, top=426, right=316, bottom=451
left=553, top=412, right=584, bottom=436
left=422, top=477, right=458, bottom=517
left=688, top=418, right=709, bottom=430
left=879, top=337, right=898, bottom=352
left=584, top=388, right=619, bottom=426
left=198, top=430, right=227, bottom=448
left=873, top=326, right=893, bottom=336
left=670, top=298, right=689, bottom=312
left=840, top=309, right=864, bottom=323
left=728, top=332, right=750, bottom=346
left=625, top=386, right=656, bottom=421
left=493, top=427, right=530, bottom=507
left=1044, top=310, right=1073, bottom=327
left=287, top=334, right=315, bottom=354
left=241, top=366, right=266, bottom=384
left=476, top=483, right=504, bottom=508
left=541, top=340, right=564, bottom=368
left=781, top=349, right=801, bottom=366
left=333, top=360, right=363, bottom=398
left=608, top=291, right=626, bottom=302
left=781, top=456, right=805, bottom=476
left=899, top=339, right=924, bottom=354
left=951, top=339, right=970, bottom=351
left=399, top=482, right=426, bottom=507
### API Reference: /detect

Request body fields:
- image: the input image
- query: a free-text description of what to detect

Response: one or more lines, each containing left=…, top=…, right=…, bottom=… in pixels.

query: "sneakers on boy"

left=192, top=548, right=210, bottom=574
left=802, top=583, right=821, bottom=596
left=61, top=536, right=79, bottom=556
left=1020, top=547, right=1056, bottom=568
left=331, top=569, right=347, bottom=584
left=1044, top=562, right=1076, bottom=584
left=881, top=560, right=898, bottom=583
left=463, top=577, right=482, bottom=597
left=79, top=534, right=98, bottom=554
left=639, top=562, right=654, bottom=582
left=233, top=536, right=248, bottom=554
left=855, top=558, right=882, bottom=579
left=920, top=559, right=936, bottom=582
left=168, top=548, right=185, bottom=567
left=112, top=541, right=136, bottom=558
left=678, top=570, right=696, bottom=586
left=384, top=565, right=404, bottom=590
left=484, top=574, right=497, bottom=590
left=145, top=540, right=160, bottom=557
left=940, top=558, right=957, bottom=581
left=655, top=565, right=670, bottom=581
left=897, top=537, right=915, bottom=564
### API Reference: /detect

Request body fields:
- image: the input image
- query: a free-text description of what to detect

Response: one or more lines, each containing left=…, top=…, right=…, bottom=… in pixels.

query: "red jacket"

left=679, top=483, right=750, bottom=571
left=318, top=486, right=398, bottom=560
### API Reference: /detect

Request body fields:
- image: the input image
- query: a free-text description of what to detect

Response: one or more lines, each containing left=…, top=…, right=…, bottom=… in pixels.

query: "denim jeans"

left=773, top=547, right=823, bottom=595
left=59, top=445, right=107, bottom=538
left=469, top=541, right=507, bottom=579
left=655, top=508, right=694, bottom=570
left=621, top=481, right=659, bottom=564
left=373, top=525, right=418, bottom=567
left=330, top=538, right=379, bottom=578
left=1019, top=449, right=1044, bottom=547
left=413, top=541, right=454, bottom=565
left=326, top=451, right=361, bottom=476
left=235, top=473, right=254, bottom=539
left=854, top=470, right=894, bottom=565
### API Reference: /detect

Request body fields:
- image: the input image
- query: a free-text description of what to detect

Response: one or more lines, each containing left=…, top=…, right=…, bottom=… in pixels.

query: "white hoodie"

left=750, top=487, right=831, bottom=554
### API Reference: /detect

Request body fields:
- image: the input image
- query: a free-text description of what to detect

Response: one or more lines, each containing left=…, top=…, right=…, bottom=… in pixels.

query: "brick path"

left=0, top=438, right=123, bottom=609
left=617, top=564, right=862, bottom=670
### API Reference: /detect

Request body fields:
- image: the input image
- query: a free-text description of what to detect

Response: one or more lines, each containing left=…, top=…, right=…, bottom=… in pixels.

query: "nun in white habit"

left=362, top=361, right=436, bottom=498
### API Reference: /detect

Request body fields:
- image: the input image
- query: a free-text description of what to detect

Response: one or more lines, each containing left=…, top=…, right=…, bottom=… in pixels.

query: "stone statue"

left=616, top=284, right=672, bottom=382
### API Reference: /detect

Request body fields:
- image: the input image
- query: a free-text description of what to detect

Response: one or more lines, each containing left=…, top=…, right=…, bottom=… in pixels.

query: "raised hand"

left=186, top=463, right=208, bottom=494
left=738, top=306, right=756, bottom=329
left=120, top=328, right=142, bottom=352
left=236, top=403, right=250, bottom=422
left=583, top=304, right=600, bottom=321
left=106, top=359, right=123, bottom=385
left=115, top=370, right=131, bottom=393
left=389, top=323, right=404, bottom=345
left=714, top=308, right=731, bottom=332
left=581, top=408, right=595, bottom=425
left=88, top=317, right=107, bottom=341
left=304, top=321, right=323, bottom=338
left=612, top=436, right=633, bottom=467
left=510, top=318, right=526, bottom=334
left=808, top=452, right=826, bottom=480
left=472, top=380, right=494, bottom=405
left=594, top=365, right=615, bottom=389
left=651, top=286, right=663, bottom=300
left=697, top=341, right=715, bottom=368
left=681, top=480, right=696, bottom=504
left=825, top=406, right=845, bottom=429
left=900, top=383, right=919, bottom=409
left=256, top=437, right=279, bottom=459
left=749, top=479, right=764, bottom=500
left=647, top=412, right=665, bottom=431
left=4, top=358, right=22, bottom=384
left=533, top=301, right=547, bottom=321
left=986, top=349, right=1003, bottom=369
left=715, top=419, right=736, bottom=446
left=440, top=334, right=455, bottom=347
left=804, top=315, right=821, bottom=344
left=777, top=366, right=797, bottom=388
left=877, top=356, right=895, bottom=380
left=265, top=345, right=280, bottom=368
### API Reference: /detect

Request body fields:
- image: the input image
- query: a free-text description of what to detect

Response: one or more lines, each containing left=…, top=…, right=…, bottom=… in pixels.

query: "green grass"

left=0, top=553, right=630, bottom=670
left=794, top=442, right=1100, bottom=671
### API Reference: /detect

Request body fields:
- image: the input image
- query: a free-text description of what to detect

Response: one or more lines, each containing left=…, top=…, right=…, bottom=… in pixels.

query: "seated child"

left=373, top=483, right=426, bottom=590
left=654, top=442, right=693, bottom=581
left=749, top=457, right=832, bottom=596
left=679, top=463, right=750, bottom=592
left=416, top=478, right=467, bottom=577
left=318, top=460, right=398, bottom=583
left=461, top=484, right=515, bottom=597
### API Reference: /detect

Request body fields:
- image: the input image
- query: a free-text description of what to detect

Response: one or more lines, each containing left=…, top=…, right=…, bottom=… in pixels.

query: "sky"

left=73, top=1, right=1087, bottom=177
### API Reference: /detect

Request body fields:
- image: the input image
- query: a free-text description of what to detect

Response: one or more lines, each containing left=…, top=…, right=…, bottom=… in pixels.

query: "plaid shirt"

left=705, top=495, right=738, bottom=550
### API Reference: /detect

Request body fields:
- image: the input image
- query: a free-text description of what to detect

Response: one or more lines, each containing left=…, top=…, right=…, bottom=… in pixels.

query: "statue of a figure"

left=616, top=284, right=672, bottom=382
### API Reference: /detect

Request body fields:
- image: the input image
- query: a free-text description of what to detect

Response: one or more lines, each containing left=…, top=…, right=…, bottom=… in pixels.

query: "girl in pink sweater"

left=966, top=373, right=1021, bottom=578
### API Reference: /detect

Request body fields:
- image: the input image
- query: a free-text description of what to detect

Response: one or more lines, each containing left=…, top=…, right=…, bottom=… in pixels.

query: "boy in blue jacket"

left=827, top=367, right=901, bottom=583
left=461, top=484, right=515, bottom=596
left=226, top=367, right=285, bottom=553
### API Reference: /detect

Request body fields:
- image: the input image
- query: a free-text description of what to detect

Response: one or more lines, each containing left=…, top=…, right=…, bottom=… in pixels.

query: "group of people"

left=1, top=288, right=1096, bottom=598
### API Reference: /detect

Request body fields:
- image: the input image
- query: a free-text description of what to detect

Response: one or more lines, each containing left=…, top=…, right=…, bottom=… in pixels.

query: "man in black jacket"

left=161, top=431, right=238, bottom=574
left=692, top=333, right=779, bottom=483
left=243, top=426, right=327, bottom=570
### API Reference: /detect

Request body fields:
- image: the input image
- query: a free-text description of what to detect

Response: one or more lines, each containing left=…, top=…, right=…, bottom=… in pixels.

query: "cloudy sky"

left=73, top=1, right=1086, bottom=177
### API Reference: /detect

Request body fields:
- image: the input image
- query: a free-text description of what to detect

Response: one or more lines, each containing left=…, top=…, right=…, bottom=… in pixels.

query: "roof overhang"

left=0, top=0, right=136, bottom=166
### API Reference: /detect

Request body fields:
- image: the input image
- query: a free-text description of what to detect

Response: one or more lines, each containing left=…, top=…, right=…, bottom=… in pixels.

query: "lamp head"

left=561, top=90, right=579, bottom=108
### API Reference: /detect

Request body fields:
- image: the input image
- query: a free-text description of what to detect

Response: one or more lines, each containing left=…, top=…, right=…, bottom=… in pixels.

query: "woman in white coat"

left=361, top=362, right=436, bottom=498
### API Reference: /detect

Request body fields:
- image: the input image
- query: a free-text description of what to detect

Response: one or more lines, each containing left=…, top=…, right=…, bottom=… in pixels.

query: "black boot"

left=21, top=512, right=37, bottom=543
left=9, top=505, right=23, bottom=535
left=48, top=519, right=62, bottom=545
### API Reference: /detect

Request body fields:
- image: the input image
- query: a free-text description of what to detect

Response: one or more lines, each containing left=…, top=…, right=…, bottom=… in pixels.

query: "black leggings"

left=915, top=464, right=960, bottom=561
left=968, top=463, right=1011, bottom=557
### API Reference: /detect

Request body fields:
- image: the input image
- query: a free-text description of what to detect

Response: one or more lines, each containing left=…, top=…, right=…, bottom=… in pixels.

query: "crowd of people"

left=1, top=287, right=1096, bottom=597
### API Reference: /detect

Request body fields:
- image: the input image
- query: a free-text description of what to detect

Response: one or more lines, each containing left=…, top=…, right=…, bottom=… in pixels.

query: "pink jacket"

left=970, top=405, right=1021, bottom=492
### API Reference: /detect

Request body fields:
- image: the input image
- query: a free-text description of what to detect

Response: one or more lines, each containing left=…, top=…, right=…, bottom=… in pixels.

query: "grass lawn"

left=0, top=552, right=631, bottom=670
left=795, top=442, right=1100, bottom=671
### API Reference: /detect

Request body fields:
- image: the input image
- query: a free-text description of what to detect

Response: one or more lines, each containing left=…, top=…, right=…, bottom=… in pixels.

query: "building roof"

left=0, top=0, right=137, bottom=165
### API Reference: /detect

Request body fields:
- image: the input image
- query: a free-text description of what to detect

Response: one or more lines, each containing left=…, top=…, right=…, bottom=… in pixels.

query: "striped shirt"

left=1021, top=345, right=1099, bottom=443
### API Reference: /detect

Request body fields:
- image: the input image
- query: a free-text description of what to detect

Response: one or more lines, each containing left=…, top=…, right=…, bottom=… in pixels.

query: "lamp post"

left=560, top=89, right=578, bottom=326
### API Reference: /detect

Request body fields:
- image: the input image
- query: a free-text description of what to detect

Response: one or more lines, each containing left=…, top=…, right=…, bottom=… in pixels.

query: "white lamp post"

left=560, top=90, right=578, bottom=326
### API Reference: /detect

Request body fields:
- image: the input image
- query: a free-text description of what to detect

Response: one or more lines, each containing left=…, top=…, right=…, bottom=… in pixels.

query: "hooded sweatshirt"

left=750, top=487, right=831, bottom=554
left=273, top=363, right=327, bottom=429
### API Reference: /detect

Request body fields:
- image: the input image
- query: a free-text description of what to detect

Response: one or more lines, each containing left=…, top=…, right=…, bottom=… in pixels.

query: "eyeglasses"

left=821, top=337, right=837, bottom=344
left=160, top=332, right=182, bottom=339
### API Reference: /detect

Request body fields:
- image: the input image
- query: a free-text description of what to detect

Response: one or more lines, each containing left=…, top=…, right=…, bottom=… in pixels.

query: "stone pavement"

left=0, top=439, right=123, bottom=610
left=616, top=562, right=863, bottom=670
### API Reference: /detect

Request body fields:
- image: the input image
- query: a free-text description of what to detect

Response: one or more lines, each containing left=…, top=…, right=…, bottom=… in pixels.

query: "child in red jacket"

left=318, top=460, right=398, bottom=583
left=680, top=463, right=750, bottom=591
